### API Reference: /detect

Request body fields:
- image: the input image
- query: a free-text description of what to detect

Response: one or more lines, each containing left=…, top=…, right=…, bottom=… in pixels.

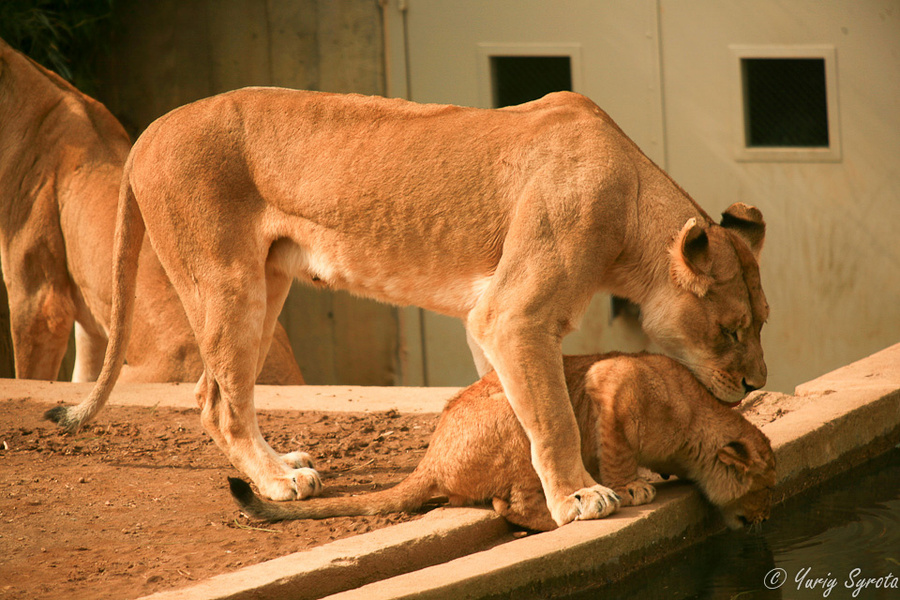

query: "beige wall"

left=383, top=0, right=900, bottom=392
left=658, top=0, right=900, bottom=392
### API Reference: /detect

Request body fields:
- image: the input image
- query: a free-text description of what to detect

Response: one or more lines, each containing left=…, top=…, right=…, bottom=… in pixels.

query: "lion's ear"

left=670, top=218, right=714, bottom=297
left=717, top=441, right=753, bottom=474
left=721, top=203, right=766, bottom=261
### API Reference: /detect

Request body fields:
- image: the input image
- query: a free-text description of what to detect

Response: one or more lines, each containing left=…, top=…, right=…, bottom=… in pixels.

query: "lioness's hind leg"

left=256, top=240, right=299, bottom=380
left=188, top=270, right=319, bottom=501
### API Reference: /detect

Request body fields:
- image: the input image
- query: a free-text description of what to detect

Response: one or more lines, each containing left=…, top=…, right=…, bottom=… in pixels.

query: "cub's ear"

left=720, top=203, right=766, bottom=261
left=670, top=218, right=714, bottom=297
left=717, top=441, right=752, bottom=474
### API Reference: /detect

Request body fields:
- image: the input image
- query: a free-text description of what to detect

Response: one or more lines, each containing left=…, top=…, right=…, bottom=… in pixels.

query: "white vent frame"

left=730, top=45, right=841, bottom=162
left=477, top=43, right=583, bottom=109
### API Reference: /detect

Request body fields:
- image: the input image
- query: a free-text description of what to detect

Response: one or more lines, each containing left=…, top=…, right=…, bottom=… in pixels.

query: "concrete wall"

left=385, top=0, right=900, bottom=393
left=0, top=280, right=13, bottom=378
left=657, top=0, right=900, bottom=392
left=5, top=0, right=897, bottom=393
left=96, top=0, right=398, bottom=386
left=0, top=0, right=399, bottom=385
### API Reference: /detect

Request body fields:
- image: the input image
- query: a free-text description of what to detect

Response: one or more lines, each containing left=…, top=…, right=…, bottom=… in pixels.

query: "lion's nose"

left=742, top=378, right=761, bottom=394
left=744, top=359, right=767, bottom=393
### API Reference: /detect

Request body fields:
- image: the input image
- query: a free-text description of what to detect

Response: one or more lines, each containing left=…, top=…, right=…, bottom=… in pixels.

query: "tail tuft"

left=228, top=477, right=280, bottom=521
left=44, top=405, right=81, bottom=433
left=228, top=477, right=256, bottom=506
left=44, top=405, right=68, bottom=424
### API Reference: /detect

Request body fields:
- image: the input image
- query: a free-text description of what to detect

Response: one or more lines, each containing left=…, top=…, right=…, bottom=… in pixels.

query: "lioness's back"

left=134, top=88, right=629, bottom=180
left=125, top=89, right=642, bottom=317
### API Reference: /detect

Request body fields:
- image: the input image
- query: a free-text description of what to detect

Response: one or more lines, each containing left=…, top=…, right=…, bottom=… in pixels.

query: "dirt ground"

left=0, top=397, right=439, bottom=600
left=0, top=387, right=806, bottom=600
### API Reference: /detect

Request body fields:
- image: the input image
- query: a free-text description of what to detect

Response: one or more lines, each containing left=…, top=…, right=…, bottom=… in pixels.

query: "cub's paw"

left=615, top=479, right=657, bottom=507
left=552, top=485, right=621, bottom=526
left=281, top=451, right=316, bottom=470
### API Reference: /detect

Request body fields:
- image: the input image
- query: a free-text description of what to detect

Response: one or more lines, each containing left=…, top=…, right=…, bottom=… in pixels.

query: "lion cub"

left=230, top=353, right=775, bottom=531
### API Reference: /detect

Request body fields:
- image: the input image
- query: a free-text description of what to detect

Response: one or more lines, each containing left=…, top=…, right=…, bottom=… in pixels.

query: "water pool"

left=564, top=448, right=900, bottom=599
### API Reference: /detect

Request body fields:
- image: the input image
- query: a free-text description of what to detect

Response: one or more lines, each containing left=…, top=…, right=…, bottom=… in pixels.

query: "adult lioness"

left=55, top=88, right=767, bottom=527
left=231, top=353, right=776, bottom=531
left=0, top=39, right=302, bottom=385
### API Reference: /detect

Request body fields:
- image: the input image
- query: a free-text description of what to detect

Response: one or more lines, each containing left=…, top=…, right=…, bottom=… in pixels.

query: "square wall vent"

left=731, top=45, right=840, bottom=162
left=478, top=43, right=582, bottom=109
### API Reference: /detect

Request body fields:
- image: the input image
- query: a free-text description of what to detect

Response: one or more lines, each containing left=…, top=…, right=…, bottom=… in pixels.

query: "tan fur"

left=63, top=86, right=767, bottom=526
left=0, top=38, right=303, bottom=385
left=231, top=353, right=776, bottom=531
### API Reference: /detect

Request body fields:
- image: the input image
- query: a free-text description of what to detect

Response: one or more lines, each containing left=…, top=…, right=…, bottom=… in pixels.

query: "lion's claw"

left=553, top=484, right=621, bottom=525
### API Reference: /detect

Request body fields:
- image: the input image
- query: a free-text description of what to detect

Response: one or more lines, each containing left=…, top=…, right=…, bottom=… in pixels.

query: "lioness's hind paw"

left=256, top=466, right=322, bottom=501
left=281, top=451, right=315, bottom=470
left=291, top=467, right=322, bottom=498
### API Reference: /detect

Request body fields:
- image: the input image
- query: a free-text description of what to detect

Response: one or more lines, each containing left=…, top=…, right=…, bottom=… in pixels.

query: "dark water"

left=564, top=448, right=900, bottom=600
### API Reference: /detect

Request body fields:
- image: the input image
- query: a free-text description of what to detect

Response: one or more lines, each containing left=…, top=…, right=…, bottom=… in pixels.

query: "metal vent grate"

left=490, top=56, right=572, bottom=108
left=742, top=58, right=829, bottom=148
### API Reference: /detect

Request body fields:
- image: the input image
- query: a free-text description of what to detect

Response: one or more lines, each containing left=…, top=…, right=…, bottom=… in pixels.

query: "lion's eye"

left=720, top=326, right=739, bottom=343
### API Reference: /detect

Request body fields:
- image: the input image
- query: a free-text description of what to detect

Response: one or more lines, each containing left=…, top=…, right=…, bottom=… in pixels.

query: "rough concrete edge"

left=794, top=343, right=899, bottom=395
left=314, top=346, right=900, bottom=600
left=767, top=386, right=900, bottom=501
left=321, top=484, right=716, bottom=600
left=136, top=507, right=508, bottom=600
left=0, top=379, right=455, bottom=414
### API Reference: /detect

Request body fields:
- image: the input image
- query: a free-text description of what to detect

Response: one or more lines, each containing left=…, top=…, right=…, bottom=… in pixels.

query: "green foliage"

left=0, top=0, right=114, bottom=94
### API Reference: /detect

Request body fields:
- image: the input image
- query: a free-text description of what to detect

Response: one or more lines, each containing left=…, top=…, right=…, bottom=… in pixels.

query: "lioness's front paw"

left=256, top=468, right=323, bottom=501
left=552, top=485, right=621, bottom=526
left=615, top=479, right=656, bottom=507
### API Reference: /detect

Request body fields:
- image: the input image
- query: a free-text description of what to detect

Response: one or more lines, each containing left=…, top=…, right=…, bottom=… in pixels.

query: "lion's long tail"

left=228, top=471, right=439, bottom=522
left=45, top=164, right=145, bottom=432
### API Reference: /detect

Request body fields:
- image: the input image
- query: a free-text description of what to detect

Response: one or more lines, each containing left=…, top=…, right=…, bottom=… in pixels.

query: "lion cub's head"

left=642, top=203, right=768, bottom=404
left=705, top=425, right=776, bottom=529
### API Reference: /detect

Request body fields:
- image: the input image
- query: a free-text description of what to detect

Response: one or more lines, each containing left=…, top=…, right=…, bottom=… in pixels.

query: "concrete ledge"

left=321, top=484, right=713, bottom=600
left=315, top=344, right=900, bottom=600
left=138, top=507, right=509, bottom=600
left=0, top=379, right=455, bottom=414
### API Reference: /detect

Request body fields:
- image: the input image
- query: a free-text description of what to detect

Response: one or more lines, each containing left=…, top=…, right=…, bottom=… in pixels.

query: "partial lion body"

left=231, top=353, right=776, bottom=531
left=0, top=39, right=302, bottom=385
left=67, top=85, right=769, bottom=526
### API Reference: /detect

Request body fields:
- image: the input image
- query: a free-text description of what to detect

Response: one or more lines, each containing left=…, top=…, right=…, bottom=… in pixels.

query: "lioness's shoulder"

left=500, top=91, right=599, bottom=115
